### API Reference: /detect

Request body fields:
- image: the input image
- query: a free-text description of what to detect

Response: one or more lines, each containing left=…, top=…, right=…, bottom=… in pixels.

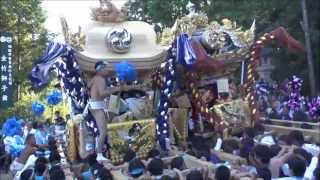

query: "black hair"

left=256, top=167, right=271, bottom=180
left=170, top=156, right=185, bottom=170
left=49, top=144, right=58, bottom=152
left=55, top=111, right=60, bottom=115
left=215, top=165, right=230, bottom=180
left=253, top=122, right=265, bottom=134
left=123, top=148, right=136, bottom=162
left=0, top=145, right=11, bottom=172
left=253, top=144, right=272, bottom=165
left=288, top=130, right=304, bottom=146
left=269, top=144, right=282, bottom=158
left=128, top=158, right=145, bottom=178
left=186, top=170, right=203, bottom=180
left=160, top=175, right=174, bottom=180
left=277, top=134, right=289, bottom=145
left=49, top=165, right=65, bottom=180
left=147, top=158, right=164, bottom=176
left=222, top=139, right=239, bottom=154
left=86, top=153, right=98, bottom=166
left=49, top=150, right=61, bottom=164
left=35, top=157, right=48, bottom=176
left=148, top=148, right=160, bottom=159
left=90, top=163, right=104, bottom=175
left=239, top=138, right=254, bottom=160
left=293, top=110, right=309, bottom=122
left=32, top=121, right=39, bottom=129
left=48, top=136, right=57, bottom=146
left=287, top=155, right=307, bottom=177
left=244, top=127, right=255, bottom=138
left=293, top=148, right=312, bottom=165
left=94, top=61, right=107, bottom=71
left=20, top=169, right=34, bottom=180
left=197, top=144, right=211, bottom=161
left=93, top=167, right=113, bottom=180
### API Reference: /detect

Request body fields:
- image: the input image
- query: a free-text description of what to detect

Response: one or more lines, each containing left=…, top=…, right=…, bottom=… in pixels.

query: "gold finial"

left=91, top=0, right=127, bottom=23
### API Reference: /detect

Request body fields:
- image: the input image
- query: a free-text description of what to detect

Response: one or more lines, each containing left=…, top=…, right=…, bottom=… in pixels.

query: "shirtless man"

left=10, top=134, right=38, bottom=174
left=88, top=60, right=131, bottom=161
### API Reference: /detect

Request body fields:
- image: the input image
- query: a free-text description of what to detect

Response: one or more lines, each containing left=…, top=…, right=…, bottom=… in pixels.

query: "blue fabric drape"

left=29, top=42, right=98, bottom=136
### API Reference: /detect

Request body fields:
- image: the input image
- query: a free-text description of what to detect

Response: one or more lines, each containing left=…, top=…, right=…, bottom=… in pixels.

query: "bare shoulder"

left=91, top=75, right=105, bottom=86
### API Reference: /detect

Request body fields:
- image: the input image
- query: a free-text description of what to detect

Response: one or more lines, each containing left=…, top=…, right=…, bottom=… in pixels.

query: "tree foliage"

left=125, top=0, right=190, bottom=26
left=0, top=0, right=65, bottom=122
left=126, top=0, right=320, bottom=95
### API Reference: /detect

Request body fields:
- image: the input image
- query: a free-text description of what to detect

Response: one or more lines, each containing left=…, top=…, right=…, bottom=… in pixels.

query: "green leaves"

left=0, top=0, right=51, bottom=121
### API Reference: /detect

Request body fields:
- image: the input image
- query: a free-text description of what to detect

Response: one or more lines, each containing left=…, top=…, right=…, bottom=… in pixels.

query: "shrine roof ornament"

left=161, top=14, right=256, bottom=61
left=90, top=0, right=127, bottom=23
left=59, top=0, right=165, bottom=72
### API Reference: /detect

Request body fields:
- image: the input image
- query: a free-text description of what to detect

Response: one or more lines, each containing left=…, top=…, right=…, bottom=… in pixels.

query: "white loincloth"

left=83, top=99, right=109, bottom=120
left=88, top=100, right=107, bottom=111
left=10, top=159, right=24, bottom=173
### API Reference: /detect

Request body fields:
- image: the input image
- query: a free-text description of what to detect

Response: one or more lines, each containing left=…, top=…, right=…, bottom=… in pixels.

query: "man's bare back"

left=89, top=75, right=107, bottom=101
left=17, top=146, right=37, bottom=164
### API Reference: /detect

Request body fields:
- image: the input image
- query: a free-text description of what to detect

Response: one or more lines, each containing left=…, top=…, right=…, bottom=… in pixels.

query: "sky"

left=41, top=0, right=126, bottom=42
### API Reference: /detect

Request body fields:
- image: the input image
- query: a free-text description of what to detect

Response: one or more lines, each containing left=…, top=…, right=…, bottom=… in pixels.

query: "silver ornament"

left=106, top=28, right=132, bottom=54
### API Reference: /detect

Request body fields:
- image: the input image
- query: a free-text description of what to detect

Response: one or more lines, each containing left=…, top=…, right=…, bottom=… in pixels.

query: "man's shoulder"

left=92, top=75, right=106, bottom=85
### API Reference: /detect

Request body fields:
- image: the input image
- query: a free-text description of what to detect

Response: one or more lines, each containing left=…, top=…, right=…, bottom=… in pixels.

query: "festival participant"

left=239, top=127, right=255, bottom=159
left=170, top=156, right=186, bottom=171
left=33, top=122, right=48, bottom=147
left=0, top=145, right=13, bottom=180
left=267, top=99, right=281, bottom=119
left=280, top=105, right=291, bottom=120
left=249, top=144, right=272, bottom=179
left=10, top=134, right=38, bottom=174
left=268, top=146, right=293, bottom=178
left=87, top=60, right=133, bottom=161
left=93, top=167, right=114, bottom=180
left=49, top=165, right=66, bottom=180
left=128, top=158, right=146, bottom=179
left=313, top=154, right=320, bottom=180
left=287, top=130, right=305, bottom=147
left=34, top=157, right=48, bottom=179
left=277, top=155, right=307, bottom=180
left=19, top=169, right=34, bottom=180
left=49, top=150, right=61, bottom=167
left=54, top=111, right=65, bottom=127
left=215, top=165, right=231, bottom=180
left=186, top=170, right=203, bottom=180
left=23, top=122, right=33, bottom=140
left=65, top=114, right=71, bottom=123
left=147, top=158, right=164, bottom=177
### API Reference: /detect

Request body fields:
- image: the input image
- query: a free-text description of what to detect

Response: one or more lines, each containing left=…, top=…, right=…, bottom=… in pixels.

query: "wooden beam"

left=263, top=124, right=320, bottom=143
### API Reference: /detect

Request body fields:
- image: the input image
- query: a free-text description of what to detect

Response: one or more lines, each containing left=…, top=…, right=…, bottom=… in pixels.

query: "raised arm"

left=95, top=77, right=121, bottom=98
